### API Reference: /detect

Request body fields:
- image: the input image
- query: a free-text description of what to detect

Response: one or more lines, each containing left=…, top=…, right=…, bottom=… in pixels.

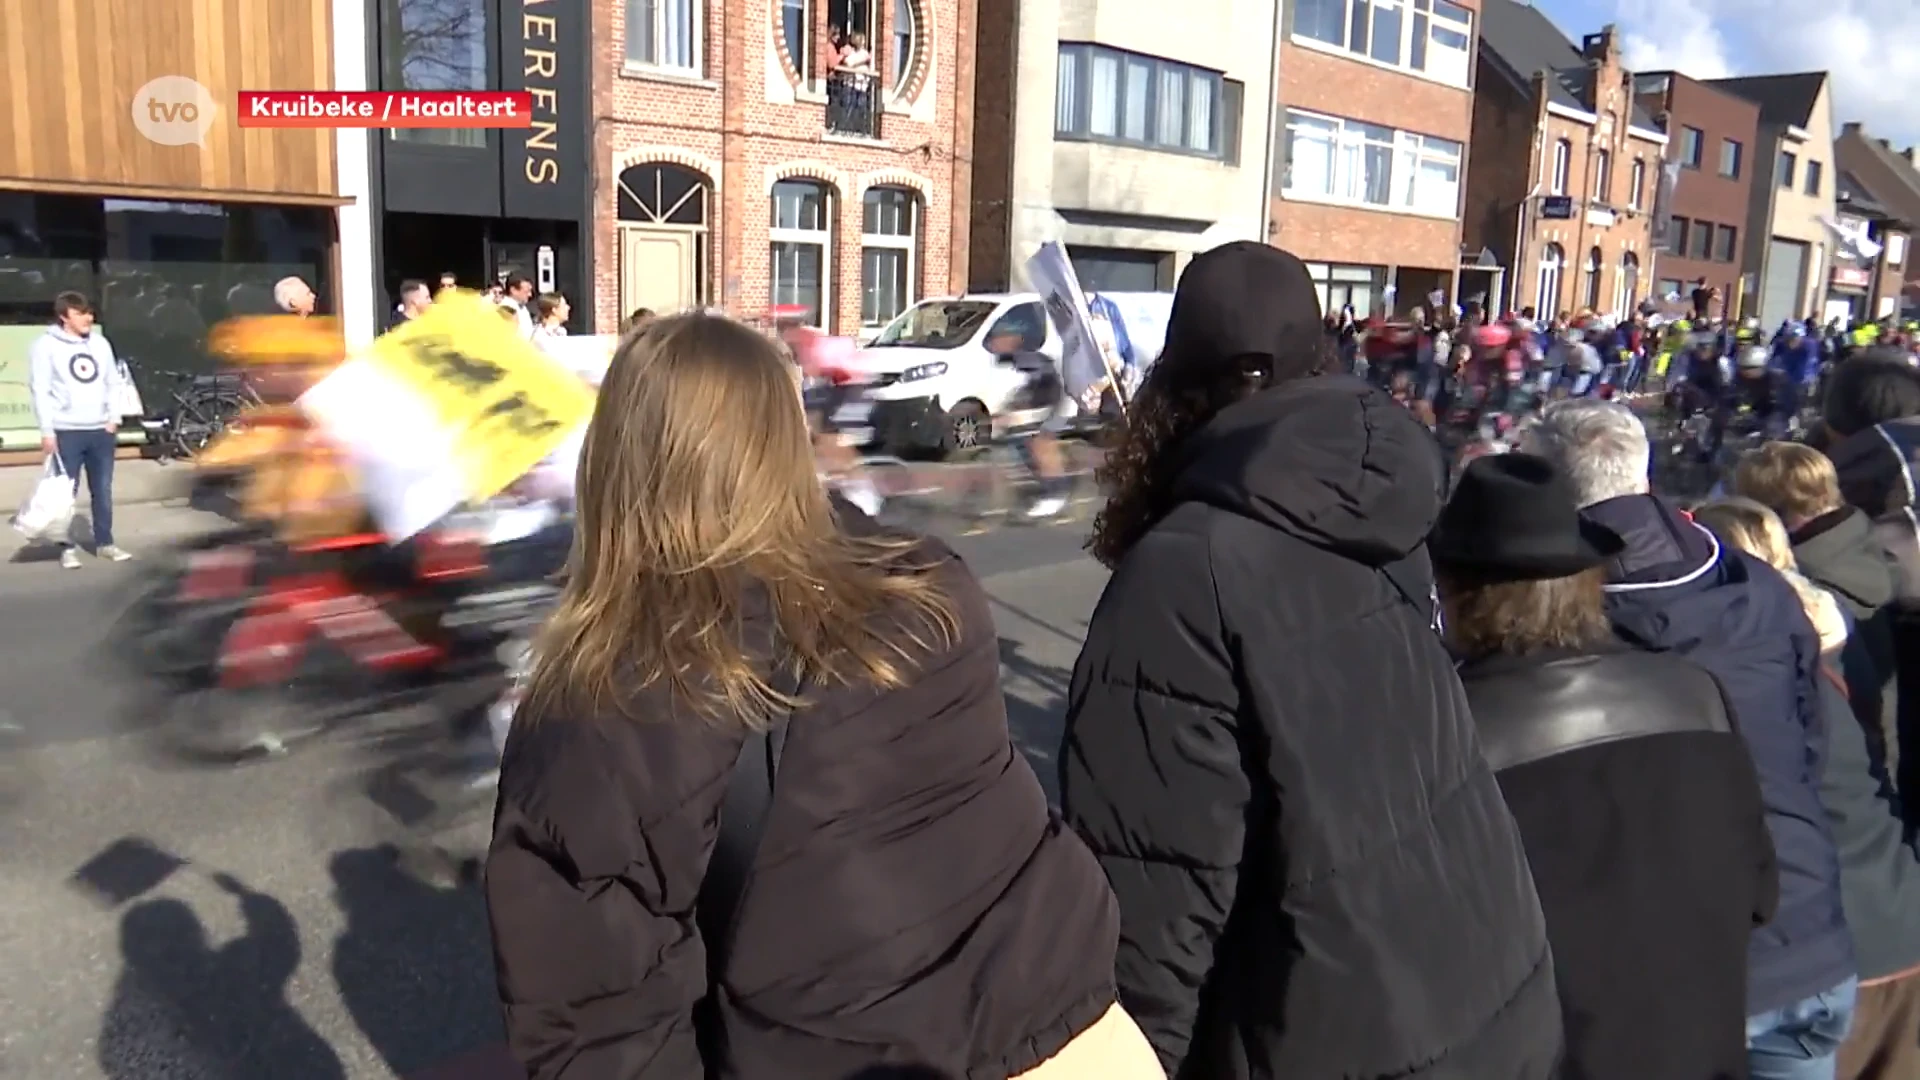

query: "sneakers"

left=58, top=545, right=131, bottom=568
left=1025, top=495, right=1068, bottom=519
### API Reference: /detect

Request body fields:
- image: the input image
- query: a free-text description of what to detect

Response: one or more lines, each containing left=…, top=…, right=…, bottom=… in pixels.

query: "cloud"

left=1602, top=0, right=1920, bottom=144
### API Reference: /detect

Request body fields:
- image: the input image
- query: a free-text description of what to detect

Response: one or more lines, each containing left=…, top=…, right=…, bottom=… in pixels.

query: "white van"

left=856, top=293, right=1059, bottom=455
left=856, top=290, right=1173, bottom=456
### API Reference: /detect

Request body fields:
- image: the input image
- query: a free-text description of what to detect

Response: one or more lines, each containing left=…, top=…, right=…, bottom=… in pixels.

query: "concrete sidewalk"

left=0, top=457, right=197, bottom=511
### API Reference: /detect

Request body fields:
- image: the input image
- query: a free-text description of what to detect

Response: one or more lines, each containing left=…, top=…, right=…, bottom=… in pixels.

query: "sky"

left=1532, top=0, right=1920, bottom=146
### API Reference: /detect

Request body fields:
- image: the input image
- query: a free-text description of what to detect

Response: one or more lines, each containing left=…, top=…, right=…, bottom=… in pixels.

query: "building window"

left=1055, top=44, right=1227, bottom=157
left=1778, top=150, right=1797, bottom=188
left=1305, top=261, right=1387, bottom=319
left=1689, top=220, right=1714, bottom=260
left=891, top=0, right=916, bottom=85
left=1537, top=243, right=1565, bottom=314
left=860, top=187, right=917, bottom=327
left=382, top=0, right=489, bottom=148
left=1890, top=233, right=1908, bottom=266
left=626, top=0, right=700, bottom=72
left=1628, top=157, right=1646, bottom=210
left=1281, top=109, right=1460, bottom=216
left=1715, top=224, right=1738, bottom=263
left=1582, top=246, right=1602, bottom=310
left=770, top=180, right=832, bottom=328
left=1671, top=217, right=1689, bottom=255
left=779, top=0, right=809, bottom=79
left=1719, top=138, right=1741, bottom=178
left=1805, top=159, right=1823, bottom=196
left=1593, top=149, right=1612, bottom=204
left=1550, top=139, right=1571, bottom=195
left=1679, top=126, right=1703, bottom=168
left=1290, top=0, right=1471, bottom=86
left=1614, top=251, right=1640, bottom=313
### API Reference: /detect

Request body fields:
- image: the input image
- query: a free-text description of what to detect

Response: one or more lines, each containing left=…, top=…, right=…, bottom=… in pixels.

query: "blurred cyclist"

left=778, top=308, right=883, bottom=516
left=984, top=306, right=1071, bottom=518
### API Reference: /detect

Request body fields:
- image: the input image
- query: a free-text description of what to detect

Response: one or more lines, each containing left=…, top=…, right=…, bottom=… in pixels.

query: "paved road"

left=0, top=510, right=1107, bottom=1080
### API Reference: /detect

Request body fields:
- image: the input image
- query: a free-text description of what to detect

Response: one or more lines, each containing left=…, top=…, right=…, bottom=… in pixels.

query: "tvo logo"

left=132, top=76, right=217, bottom=146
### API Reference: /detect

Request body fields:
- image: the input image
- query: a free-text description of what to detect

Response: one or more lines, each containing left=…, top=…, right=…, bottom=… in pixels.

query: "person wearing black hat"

left=1433, top=453, right=1776, bottom=1080
left=1060, top=241, right=1563, bottom=1079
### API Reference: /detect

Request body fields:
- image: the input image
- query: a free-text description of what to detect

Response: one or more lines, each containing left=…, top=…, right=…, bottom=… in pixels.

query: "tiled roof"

left=1705, top=72, right=1826, bottom=127
left=1478, top=0, right=1658, bottom=130
left=1836, top=129, right=1920, bottom=225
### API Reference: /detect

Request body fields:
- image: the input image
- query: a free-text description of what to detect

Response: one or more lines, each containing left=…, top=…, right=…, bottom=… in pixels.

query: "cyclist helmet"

left=1470, top=322, right=1512, bottom=350
left=1736, top=344, right=1770, bottom=372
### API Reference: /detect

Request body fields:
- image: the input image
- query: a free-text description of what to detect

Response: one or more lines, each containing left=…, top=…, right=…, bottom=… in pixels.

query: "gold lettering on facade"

left=520, top=0, right=560, bottom=186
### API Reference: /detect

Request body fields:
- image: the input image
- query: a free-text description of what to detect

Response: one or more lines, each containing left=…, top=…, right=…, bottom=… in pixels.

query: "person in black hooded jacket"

left=1059, top=241, right=1563, bottom=1080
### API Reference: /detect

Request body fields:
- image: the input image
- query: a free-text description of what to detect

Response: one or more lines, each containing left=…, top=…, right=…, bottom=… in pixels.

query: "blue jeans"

left=54, top=428, right=115, bottom=548
left=1746, top=976, right=1858, bottom=1080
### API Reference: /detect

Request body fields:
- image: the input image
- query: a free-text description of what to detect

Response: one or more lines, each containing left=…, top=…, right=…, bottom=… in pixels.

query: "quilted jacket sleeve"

left=1060, top=525, right=1249, bottom=1076
left=485, top=717, right=707, bottom=1080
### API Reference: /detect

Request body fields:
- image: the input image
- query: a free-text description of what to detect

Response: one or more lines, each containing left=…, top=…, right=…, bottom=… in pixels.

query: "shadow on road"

left=329, top=846, right=504, bottom=1078
left=83, top=838, right=346, bottom=1080
left=999, top=637, right=1071, bottom=805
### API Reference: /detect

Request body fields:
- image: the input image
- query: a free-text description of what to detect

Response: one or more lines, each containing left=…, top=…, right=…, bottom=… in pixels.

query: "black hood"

left=1168, top=374, right=1447, bottom=565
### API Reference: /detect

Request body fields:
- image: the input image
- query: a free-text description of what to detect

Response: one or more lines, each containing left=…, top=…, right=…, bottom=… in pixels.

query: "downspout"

left=1257, top=0, right=1284, bottom=244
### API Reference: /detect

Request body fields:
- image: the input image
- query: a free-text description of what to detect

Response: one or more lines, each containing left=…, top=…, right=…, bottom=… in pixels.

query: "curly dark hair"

left=1087, top=333, right=1337, bottom=567
left=1823, top=346, right=1920, bottom=438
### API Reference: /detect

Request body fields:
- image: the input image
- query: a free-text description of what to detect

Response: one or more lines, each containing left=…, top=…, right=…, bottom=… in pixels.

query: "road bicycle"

left=139, top=368, right=263, bottom=461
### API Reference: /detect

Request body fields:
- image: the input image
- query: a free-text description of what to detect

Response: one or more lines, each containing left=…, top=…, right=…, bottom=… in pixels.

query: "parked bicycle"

left=140, top=368, right=263, bottom=461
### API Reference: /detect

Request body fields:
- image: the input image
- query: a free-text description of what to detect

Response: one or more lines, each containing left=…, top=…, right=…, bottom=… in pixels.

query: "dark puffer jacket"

left=487, top=521, right=1120, bottom=1079
left=1586, top=494, right=1854, bottom=1015
left=1061, top=375, right=1562, bottom=1080
left=1792, top=507, right=1902, bottom=785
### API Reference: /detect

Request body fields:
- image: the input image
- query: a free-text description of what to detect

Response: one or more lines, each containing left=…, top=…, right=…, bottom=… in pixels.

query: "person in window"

left=486, top=312, right=1155, bottom=1080
left=272, top=276, right=316, bottom=317
left=836, top=32, right=875, bottom=130
left=1060, top=241, right=1562, bottom=1079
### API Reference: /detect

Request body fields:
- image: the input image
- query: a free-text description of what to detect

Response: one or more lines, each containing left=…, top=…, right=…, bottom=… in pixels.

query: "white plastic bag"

left=12, top=455, right=74, bottom=542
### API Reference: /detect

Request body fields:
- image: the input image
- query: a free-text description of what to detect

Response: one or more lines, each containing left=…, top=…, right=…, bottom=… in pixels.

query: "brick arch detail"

left=854, top=169, right=935, bottom=201
left=611, top=146, right=722, bottom=187
left=765, top=161, right=850, bottom=195
left=893, top=0, right=935, bottom=102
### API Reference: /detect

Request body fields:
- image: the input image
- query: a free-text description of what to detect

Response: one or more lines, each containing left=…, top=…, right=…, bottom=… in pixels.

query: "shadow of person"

left=97, top=874, right=345, bottom=1079
left=329, top=846, right=503, bottom=1077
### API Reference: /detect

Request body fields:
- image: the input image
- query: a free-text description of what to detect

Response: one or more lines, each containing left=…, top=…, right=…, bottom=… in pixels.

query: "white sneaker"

left=1026, top=495, right=1067, bottom=519
left=58, top=548, right=81, bottom=569
left=97, top=545, right=132, bottom=562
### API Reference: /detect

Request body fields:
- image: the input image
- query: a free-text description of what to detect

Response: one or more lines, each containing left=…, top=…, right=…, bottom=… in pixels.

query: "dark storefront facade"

left=370, top=0, right=592, bottom=329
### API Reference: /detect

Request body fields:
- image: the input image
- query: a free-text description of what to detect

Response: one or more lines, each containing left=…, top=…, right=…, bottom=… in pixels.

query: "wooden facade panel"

left=0, top=0, right=337, bottom=199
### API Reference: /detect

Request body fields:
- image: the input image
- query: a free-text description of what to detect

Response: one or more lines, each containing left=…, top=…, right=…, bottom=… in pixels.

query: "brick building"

left=1270, top=0, right=1479, bottom=317
left=1462, top=3, right=1664, bottom=319
left=1836, top=123, right=1920, bottom=319
left=591, top=0, right=977, bottom=334
left=1829, top=168, right=1911, bottom=323
left=1631, top=71, right=1758, bottom=312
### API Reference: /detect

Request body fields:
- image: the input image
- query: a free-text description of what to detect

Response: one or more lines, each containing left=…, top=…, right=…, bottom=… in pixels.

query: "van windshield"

left=869, top=300, right=997, bottom=349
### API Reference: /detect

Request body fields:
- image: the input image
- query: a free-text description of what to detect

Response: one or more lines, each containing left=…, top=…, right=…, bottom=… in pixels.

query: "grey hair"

left=272, top=276, right=310, bottom=311
left=1514, top=399, right=1651, bottom=507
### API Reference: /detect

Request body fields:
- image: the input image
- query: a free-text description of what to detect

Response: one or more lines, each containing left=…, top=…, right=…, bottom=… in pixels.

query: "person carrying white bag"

left=12, top=454, right=75, bottom=545
left=27, top=291, right=131, bottom=568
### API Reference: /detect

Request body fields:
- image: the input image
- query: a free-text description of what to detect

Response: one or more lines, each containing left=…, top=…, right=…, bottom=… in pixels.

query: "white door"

left=620, top=226, right=696, bottom=315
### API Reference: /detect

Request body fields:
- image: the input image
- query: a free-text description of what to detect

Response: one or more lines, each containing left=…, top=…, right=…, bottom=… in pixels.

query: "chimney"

left=1580, top=25, right=1618, bottom=66
left=1906, top=148, right=1920, bottom=170
left=1843, top=121, right=1863, bottom=135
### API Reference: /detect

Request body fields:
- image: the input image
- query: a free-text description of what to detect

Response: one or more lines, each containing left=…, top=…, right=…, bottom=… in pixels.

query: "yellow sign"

left=363, top=290, right=595, bottom=501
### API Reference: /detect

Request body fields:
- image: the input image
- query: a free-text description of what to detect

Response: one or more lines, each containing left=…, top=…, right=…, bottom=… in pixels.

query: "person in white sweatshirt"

left=28, top=291, right=130, bottom=568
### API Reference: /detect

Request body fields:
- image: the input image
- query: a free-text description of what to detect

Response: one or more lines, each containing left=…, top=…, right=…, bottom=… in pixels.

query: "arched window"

left=771, top=179, right=833, bottom=328
left=1614, top=251, right=1640, bottom=316
left=1582, top=245, right=1603, bottom=311
left=891, top=0, right=915, bottom=86
left=1536, top=243, right=1565, bottom=315
left=860, top=186, right=918, bottom=327
left=616, top=163, right=711, bottom=313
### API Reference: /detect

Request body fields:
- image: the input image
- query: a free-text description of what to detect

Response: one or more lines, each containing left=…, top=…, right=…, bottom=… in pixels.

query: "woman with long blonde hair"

left=486, top=312, right=1150, bottom=1080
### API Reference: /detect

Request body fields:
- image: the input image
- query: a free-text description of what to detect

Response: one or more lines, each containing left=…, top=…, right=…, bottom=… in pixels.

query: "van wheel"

left=945, top=401, right=991, bottom=454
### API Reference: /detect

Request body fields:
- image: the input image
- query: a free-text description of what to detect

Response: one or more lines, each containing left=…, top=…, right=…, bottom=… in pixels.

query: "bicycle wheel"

left=859, top=455, right=943, bottom=534
left=168, top=391, right=250, bottom=459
